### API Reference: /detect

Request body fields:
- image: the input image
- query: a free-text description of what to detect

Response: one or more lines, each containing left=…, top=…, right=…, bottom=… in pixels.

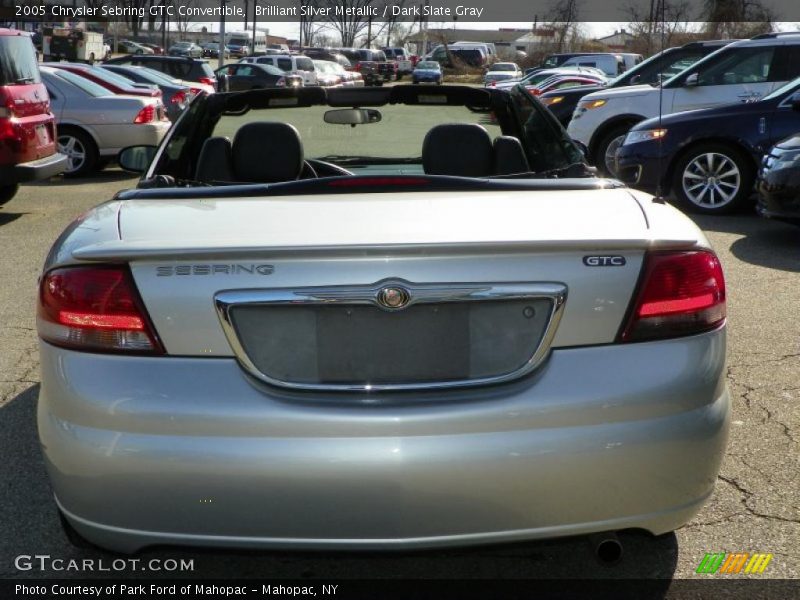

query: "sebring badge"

left=377, top=286, right=410, bottom=309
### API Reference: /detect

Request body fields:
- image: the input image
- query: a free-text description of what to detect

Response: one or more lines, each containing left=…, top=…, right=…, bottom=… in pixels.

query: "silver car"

left=41, top=67, right=170, bottom=176
left=38, top=85, right=729, bottom=554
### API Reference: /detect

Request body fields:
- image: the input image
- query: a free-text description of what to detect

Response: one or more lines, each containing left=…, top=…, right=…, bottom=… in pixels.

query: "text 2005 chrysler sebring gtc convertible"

left=37, top=86, right=729, bottom=553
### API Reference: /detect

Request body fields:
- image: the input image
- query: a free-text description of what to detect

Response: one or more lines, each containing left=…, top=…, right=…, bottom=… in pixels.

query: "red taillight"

left=133, top=104, right=155, bottom=124
left=38, top=266, right=163, bottom=354
left=354, top=63, right=362, bottom=72
left=170, top=90, right=187, bottom=105
left=620, top=250, right=726, bottom=343
left=198, top=76, right=216, bottom=87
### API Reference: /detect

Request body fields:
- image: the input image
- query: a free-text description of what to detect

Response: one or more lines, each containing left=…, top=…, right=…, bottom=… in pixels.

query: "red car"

left=140, top=43, right=164, bottom=55
left=0, top=30, right=66, bottom=205
left=525, top=74, right=608, bottom=97
left=43, top=63, right=162, bottom=99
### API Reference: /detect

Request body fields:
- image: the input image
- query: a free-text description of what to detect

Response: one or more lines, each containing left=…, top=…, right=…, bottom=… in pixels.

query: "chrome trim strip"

left=214, top=280, right=567, bottom=392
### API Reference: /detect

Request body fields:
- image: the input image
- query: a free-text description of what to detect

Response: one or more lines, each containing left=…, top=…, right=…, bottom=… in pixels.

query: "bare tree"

left=623, top=0, right=693, bottom=55
left=320, top=0, right=394, bottom=47
left=701, top=0, right=776, bottom=37
left=544, top=0, right=581, bottom=53
left=174, top=0, right=199, bottom=39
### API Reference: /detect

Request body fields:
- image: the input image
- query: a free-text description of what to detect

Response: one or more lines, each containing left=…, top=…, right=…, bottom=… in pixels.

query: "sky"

left=193, top=21, right=629, bottom=39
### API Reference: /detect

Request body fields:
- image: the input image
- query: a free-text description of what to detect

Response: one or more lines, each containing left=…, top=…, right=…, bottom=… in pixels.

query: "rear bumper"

left=0, top=152, right=68, bottom=183
left=38, top=329, right=729, bottom=553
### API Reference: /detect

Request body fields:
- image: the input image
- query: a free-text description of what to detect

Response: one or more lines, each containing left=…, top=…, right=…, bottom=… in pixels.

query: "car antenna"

left=653, top=1, right=667, bottom=204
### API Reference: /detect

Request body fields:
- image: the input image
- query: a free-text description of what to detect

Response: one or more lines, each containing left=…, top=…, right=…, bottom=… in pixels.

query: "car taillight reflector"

left=198, top=76, right=216, bottom=87
left=37, top=266, right=164, bottom=354
left=620, top=250, right=726, bottom=343
left=133, top=104, right=155, bottom=123
left=170, top=90, right=186, bottom=103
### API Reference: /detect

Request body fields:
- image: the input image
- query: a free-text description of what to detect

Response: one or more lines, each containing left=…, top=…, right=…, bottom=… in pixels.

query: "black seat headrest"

left=493, top=135, right=531, bottom=175
left=195, top=136, right=233, bottom=183
left=422, top=124, right=494, bottom=177
left=232, top=122, right=304, bottom=183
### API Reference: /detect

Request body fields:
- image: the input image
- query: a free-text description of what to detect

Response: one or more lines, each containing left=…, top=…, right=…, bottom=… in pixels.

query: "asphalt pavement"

left=0, top=172, right=797, bottom=583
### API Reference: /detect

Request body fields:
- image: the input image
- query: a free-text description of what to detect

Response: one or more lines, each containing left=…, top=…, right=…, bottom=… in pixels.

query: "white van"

left=559, top=54, right=625, bottom=77
left=454, top=41, right=497, bottom=59
left=241, top=54, right=317, bottom=85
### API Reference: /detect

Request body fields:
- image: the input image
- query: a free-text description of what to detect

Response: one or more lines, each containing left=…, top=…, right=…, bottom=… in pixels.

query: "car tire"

left=671, top=142, right=754, bottom=215
left=0, top=184, right=19, bottom=206
left=594, top=124, right=633, bottom=177
left=58, top=127, right=98, bottom=178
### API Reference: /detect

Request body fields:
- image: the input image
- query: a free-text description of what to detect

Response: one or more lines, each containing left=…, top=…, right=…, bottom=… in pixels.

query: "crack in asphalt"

left=717, top=475, right=800, bottom=525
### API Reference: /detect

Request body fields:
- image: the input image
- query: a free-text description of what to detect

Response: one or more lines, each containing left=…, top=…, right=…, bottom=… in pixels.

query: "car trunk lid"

left=72, top=189, right=700, bottom=388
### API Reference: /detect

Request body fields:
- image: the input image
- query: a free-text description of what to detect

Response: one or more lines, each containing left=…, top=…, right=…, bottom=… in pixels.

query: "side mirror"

left=217, top=73, right=229, bottom=92
left=118, top=145, right=158, bottom=174
left=684, top=73, right=699, bottom=87
left=791, top=92, right=800, bottom=112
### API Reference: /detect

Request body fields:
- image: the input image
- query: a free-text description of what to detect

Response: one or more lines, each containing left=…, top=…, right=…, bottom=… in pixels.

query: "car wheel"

left=594, top=124, right=633, bottom=177
left=58, top=128, right=98, bottom=178
left=672, top=143, right=754, bottom=215
left=0, top=184, right=19, bottom=206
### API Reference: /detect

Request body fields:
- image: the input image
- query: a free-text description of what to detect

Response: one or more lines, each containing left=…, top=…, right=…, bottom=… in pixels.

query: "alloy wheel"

left=603, top=134, right=625, bottom=176
left=681, top=152, right=741, bottom=209
left=58, top=134, right=86, bottom=174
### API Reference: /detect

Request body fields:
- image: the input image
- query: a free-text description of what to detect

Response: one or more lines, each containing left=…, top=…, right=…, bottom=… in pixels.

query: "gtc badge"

left=378, top=286, right=409, bottom=309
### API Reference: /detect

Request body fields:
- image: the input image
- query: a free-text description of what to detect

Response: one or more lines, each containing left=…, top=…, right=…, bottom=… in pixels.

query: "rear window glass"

left=51, top=69, right=109, bottom=97
left=278, top=58, right=292, bottom=71
left=199, top=62, right=215, bottom=78
left=0, top=36, right=40, bottom=85
left=295, top=57, right=314, bottom=71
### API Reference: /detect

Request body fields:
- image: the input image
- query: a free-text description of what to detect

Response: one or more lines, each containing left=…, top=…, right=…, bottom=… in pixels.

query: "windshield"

left=153, top=86, right=586, bottom=184
left=50, top=69, right=111, bottom=97
left=229, top=38, right=249, bottom=47
left=762, top=76, right=800, bottom=101
left=493, top=64, right=516, bottom=71
left=175, top=42, right=191, bottom=48
left=0, top=36, right=40, bottom=85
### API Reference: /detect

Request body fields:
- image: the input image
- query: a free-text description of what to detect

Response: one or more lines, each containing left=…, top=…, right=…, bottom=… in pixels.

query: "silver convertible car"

left=37, top=85, right=729, bottom=554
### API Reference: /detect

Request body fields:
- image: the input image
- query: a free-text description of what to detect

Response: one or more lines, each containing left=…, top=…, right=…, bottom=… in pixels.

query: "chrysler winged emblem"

left=377, top=286, right=410, bottom=310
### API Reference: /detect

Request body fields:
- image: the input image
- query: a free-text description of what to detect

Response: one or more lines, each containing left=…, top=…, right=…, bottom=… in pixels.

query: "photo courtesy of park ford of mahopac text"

left=1, top=0, right=800, bottom=595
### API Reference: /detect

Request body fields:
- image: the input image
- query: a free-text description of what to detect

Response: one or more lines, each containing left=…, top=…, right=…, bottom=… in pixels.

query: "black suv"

left=540, top=40, right=735, bottom=127
left=105, top=55, right=217, bottom=89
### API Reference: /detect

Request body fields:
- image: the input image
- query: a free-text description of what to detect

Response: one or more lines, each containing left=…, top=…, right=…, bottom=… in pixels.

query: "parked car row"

left=551, top=32, right=800, bottom=217
left=567, top=33, right=800, bottom=180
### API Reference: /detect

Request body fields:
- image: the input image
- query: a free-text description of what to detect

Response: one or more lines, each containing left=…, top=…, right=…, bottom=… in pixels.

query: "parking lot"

left=0, top=172, right=798, bottom=581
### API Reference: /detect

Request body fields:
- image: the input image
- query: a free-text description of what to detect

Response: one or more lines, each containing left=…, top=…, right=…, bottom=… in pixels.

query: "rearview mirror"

left=684, top=73, right=699, bottom=87
left=324, top=108, right=381, bottom=125
left=118, top=145, right=158, bottom=174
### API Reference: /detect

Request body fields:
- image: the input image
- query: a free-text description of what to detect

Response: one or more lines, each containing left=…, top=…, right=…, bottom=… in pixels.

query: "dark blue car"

left=616, top=78, right=800, bottom=214
left=412, top=61, right=442, bottom=85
